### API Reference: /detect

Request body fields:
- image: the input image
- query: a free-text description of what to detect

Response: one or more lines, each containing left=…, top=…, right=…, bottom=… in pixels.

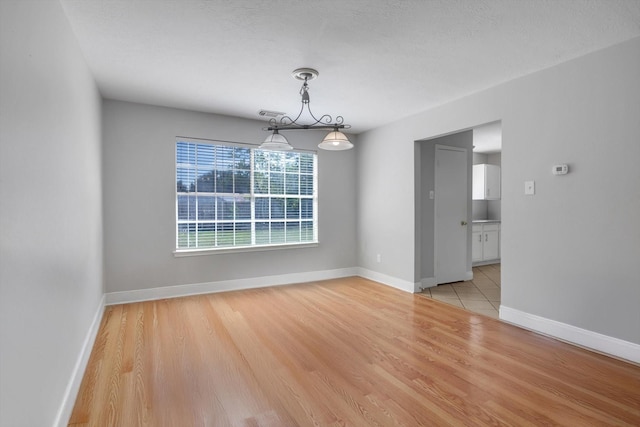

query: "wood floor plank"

left=70, top=277, right=640, bottom=426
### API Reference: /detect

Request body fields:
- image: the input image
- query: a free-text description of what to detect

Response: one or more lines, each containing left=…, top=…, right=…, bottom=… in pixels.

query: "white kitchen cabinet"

left=472, top=164, right=501, bottom=200
left=472, top=223, right=500, bottom=263
left=472, top=226, right=483, bottom=262
left=483, top=224, right=500, bottom=260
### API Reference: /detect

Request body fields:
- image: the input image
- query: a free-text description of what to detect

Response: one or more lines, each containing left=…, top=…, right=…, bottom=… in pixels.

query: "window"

left=176, top=139, right=317, bottom=252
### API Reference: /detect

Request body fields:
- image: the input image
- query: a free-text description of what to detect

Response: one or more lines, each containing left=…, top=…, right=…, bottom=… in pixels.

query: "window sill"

left=173, top=242, right=319, bottom=257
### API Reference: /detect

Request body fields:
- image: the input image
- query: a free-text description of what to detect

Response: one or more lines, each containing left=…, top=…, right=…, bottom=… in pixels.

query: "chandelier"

left=260, top=68, right=353, bottom=151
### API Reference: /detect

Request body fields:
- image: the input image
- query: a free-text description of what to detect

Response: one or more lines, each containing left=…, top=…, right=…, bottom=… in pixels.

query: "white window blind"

left=176, top=140, right=317, bottom=251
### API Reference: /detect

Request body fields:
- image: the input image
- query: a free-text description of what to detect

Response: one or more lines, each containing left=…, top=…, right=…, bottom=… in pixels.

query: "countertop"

left=472, top=220, right=501, bottom=224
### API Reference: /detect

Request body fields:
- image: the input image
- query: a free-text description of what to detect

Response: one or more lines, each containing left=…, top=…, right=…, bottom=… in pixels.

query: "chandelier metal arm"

left=266, top=116, right=349, bottom=132
left=266, top=104, right=350, bottom=130
left=264, top=72, right=350, bottom=132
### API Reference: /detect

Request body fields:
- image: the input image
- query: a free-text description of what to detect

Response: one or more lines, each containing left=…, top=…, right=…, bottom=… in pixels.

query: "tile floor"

left=420, top=264, right=501, bottom=319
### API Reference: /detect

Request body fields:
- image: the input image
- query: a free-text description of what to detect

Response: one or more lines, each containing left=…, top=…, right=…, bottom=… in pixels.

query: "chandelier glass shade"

left=318, top=130, right=353, bottom=150
left=260, top=129, right=293, bottom=151
left=259, top=68, right=353, bottom=152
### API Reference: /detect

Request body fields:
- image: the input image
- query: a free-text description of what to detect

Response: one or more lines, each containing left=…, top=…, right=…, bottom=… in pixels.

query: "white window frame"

left=174, top=138, right=318, bottom=256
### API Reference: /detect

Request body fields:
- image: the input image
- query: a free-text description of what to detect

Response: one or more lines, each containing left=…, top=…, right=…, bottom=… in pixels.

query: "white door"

left=435, top=145, right=468, bottom=284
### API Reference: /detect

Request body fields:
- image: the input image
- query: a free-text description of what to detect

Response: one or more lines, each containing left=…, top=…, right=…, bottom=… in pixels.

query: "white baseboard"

left=106, top=267, right=359, bottom=305
left=357, top=267, right=419, bottom=293
left=54, top=294, right=105, bottom=427
left=500, top=306, right=640, bottom=364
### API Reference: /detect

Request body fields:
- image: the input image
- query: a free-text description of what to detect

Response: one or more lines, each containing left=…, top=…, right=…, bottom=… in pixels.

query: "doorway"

left=420, top=121, right=502, bottom=319
left=415, top=130, right=473, bottom=289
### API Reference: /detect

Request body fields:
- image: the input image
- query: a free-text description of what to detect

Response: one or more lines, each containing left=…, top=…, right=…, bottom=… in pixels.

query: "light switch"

left=429, top=190, right=434, bottom=200
left=525, top=180, right=535, bottom=195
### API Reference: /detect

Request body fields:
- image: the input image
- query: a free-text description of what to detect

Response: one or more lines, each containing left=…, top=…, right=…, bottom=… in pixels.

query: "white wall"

left=102, top=100, right=357, bottom=294
left=0, top=1, right=104, bottom=426
left=358, top=36, right=640, bottom=345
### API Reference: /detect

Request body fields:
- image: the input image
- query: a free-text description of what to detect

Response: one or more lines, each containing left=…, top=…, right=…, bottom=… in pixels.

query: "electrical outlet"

left=525, top=180, right=535, bottom=195
left=376, top=254, right=381, bottom=263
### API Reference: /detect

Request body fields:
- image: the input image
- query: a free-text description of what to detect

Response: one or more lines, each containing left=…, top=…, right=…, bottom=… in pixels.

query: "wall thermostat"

left=552, top=164, right=569, bottom=175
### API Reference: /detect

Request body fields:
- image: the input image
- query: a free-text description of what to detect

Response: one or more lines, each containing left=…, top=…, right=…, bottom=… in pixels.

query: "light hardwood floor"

left=70, top=277, right=640, bottom=426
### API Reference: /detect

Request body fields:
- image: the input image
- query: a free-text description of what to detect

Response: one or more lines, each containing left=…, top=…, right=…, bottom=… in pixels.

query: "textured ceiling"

left=60, top=0, right=640, bottom=134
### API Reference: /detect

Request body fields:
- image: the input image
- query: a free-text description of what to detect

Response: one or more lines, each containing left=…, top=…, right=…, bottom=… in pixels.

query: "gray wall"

left=102, top=100, right=357, bottom=293
left=417, top=131, right=473, bottom=282
left=358, top=36, right=640, bottom=344
left=486, top=152, right=502, bottom=220
left=0, top=1, right=104, bottom=426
